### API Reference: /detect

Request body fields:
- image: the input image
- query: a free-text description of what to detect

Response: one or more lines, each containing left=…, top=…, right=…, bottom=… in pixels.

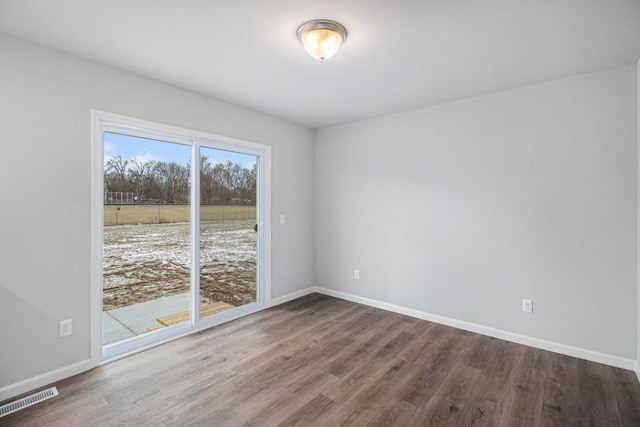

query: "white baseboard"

left=0, top=359, right=92, bottom=402
left=269, top=287, right=316, bottom=307
left=313, top=286, right=637, bottom=372
left=635, top=363, right=640, bottom=383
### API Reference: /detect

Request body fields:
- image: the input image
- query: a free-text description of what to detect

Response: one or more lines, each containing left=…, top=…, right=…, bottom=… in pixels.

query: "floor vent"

left=0, top=387, right=59, bottom=418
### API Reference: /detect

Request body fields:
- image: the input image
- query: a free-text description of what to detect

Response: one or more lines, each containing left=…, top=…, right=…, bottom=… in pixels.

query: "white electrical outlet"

left=280, top=214, right=285, bottom=224
left=59, top=319, right=72, bottom=337
left=522, top=299, right=533, bottom=313
left=354, top=269, right=360, bottom=280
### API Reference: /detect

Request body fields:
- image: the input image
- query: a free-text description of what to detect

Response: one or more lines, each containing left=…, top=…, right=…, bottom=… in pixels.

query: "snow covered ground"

left=103, top=219, right=257, bottom=311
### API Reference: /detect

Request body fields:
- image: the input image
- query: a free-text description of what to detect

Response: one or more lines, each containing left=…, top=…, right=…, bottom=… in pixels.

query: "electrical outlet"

left=280, top=214, right=285, bottom=224
left=354, top=269, right=360, bottom=280
left=59, top=319, right=72, bottom=337
left=522, top=299, right=533, bottom=313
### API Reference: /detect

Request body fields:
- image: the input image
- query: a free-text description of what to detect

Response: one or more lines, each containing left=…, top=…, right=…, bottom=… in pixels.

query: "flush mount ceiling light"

left=297, top=19, right=347, bottom=62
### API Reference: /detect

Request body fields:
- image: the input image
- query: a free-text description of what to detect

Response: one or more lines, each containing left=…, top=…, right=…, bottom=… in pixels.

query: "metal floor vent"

left=0, top=387, right=58, bottom=418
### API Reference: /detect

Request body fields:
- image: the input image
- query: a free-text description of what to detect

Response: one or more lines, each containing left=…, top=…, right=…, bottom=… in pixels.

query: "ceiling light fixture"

left=297, top=19, right=347, bottom=62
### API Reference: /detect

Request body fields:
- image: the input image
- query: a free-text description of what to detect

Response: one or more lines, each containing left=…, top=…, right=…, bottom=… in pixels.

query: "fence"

left=104, top=204, right=256, bottom=226
left=104, top=191, right=135, bottom=204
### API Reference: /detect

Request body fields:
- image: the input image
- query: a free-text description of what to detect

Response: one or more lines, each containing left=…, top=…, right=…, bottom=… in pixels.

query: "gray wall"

left=316, top=66, right=637, bottom=359
left=0, top=34, right=314, bottom=388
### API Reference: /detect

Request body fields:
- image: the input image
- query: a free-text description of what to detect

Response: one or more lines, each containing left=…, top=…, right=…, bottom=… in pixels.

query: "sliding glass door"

left=96, top=114, right=268, bottom=361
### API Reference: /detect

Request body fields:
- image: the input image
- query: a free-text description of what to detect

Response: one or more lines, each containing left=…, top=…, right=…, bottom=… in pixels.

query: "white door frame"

left=90, top=110, right=271, bottom=365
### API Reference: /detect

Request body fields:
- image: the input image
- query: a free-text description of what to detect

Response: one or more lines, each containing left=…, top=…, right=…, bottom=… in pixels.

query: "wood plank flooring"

left=3, top=293, right=640, bottom=426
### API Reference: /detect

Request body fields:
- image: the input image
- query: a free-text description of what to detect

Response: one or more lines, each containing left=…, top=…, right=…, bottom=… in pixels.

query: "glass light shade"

left=301, top=29, right=343, bottom=61
left=297, top=20, right=347, bottom=62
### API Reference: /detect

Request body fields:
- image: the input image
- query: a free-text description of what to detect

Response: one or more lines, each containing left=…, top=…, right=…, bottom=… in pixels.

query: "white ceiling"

left=1, top=0, right=640, bottom=129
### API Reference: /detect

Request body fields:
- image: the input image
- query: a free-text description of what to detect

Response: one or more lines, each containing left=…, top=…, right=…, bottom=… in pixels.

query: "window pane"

left=199, top=147, right=257, bottom=319
left=102, top=132, right=191, bottom=345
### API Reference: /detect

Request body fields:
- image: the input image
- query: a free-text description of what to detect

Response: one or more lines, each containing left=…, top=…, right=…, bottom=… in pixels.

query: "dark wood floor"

left=3, top=293, right=640, bottom=426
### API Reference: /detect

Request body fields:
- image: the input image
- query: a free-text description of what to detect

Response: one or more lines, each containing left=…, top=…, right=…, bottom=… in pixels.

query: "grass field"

left=104, top=204, right=256, bottom=226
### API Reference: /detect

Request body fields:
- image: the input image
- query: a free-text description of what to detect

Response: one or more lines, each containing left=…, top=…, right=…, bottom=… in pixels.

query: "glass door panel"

left=102, top=132, right=191, bottom=345
left=199, top=147, right=258, bottom=319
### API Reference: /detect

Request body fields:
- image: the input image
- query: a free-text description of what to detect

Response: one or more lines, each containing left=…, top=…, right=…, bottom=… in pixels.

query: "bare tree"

left=129, top=159, right=157, bottom=201
left=104, top=156, right=129, bottom=192
left=104, top=155, right=255, bottom=205
left=155, top=161, right=190, bottom=203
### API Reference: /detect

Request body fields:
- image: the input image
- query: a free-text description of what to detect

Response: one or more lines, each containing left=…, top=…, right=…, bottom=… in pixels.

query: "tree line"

left=104, top=156, right=256, bottom=205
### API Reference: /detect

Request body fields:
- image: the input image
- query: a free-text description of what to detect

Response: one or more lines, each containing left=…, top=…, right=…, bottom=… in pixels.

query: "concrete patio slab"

left=103, top=312, right=135, bottom=345
left=106, top=293, right=191, bottom=336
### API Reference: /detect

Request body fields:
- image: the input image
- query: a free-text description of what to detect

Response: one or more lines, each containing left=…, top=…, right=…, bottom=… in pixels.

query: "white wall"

left=0, top=34, right=314, bottom=390
left=316, top=66, right=637, bottom=360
